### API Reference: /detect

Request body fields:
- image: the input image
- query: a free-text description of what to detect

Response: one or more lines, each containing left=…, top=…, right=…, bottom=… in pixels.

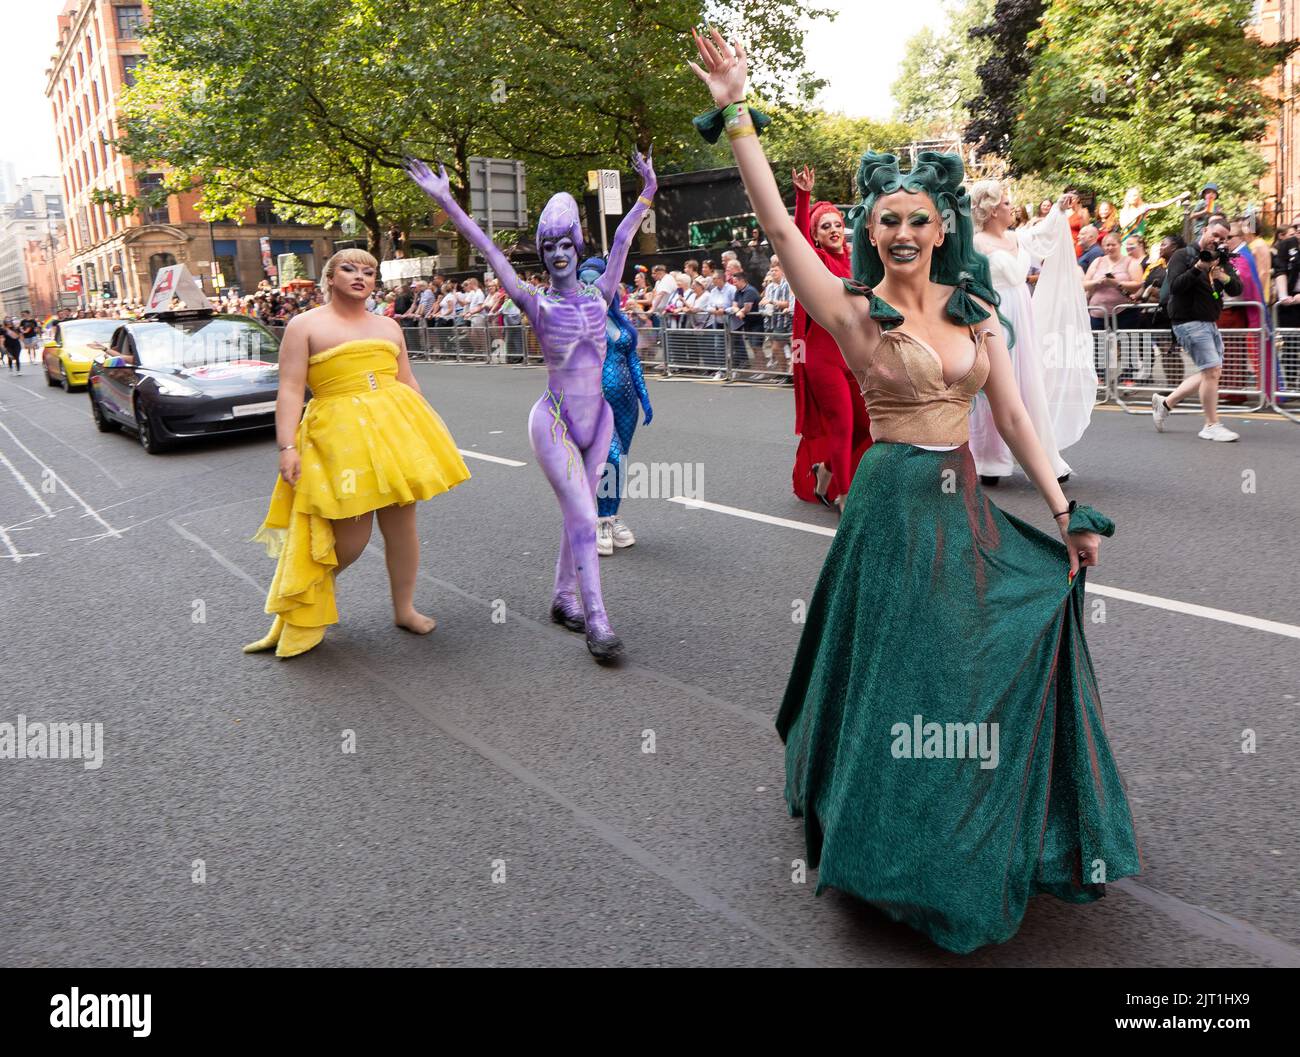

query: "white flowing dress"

left=969, top=207, right=1096, bottom=479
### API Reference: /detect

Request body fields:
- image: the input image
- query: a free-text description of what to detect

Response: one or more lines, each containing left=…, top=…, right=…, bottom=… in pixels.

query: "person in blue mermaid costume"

left=689, top=28, right=1140, bottom=954
left=577, top=257, right=654, bottom=556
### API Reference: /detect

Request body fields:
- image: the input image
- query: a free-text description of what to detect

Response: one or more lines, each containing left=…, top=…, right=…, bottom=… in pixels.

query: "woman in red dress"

left=790, top=166, right=871, bottom=511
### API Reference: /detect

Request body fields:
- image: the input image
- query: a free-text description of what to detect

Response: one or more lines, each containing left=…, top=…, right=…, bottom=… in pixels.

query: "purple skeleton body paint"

left=405, top=151, right=657, bottom=660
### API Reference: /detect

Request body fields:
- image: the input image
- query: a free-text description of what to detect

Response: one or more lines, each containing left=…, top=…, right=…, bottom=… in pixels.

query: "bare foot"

left=395, top=610, right=437, bottom=635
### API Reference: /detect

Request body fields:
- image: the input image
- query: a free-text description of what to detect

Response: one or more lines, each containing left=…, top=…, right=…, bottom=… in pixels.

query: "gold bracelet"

left=637, top=195, right=653, bottom=208
left=725, top=124, right=756, bottom=141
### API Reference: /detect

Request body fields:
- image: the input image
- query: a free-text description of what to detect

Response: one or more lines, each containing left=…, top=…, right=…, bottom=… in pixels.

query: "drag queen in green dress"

left=689, top=29, right=1141, bottom=953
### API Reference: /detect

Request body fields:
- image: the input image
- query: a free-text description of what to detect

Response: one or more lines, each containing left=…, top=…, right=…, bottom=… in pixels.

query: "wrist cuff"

left=1067, top=503, right=1115, bottom=538
left=693, top=103, right=771, bottom=144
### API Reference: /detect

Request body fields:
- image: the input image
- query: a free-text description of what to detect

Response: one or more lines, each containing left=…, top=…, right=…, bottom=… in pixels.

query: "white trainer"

left=596, top=517, right=614, bottom=556
left=1151, top=393, right=1170, bottom=432
left=1198, top=422, right=1239, bottom=442
left=610, top=516, right=636, bottom=548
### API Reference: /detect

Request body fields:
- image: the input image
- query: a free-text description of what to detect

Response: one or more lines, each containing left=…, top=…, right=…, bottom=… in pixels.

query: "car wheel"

left=61, top=367, right=72, bottom=392
left=90, top=393, right=117, bottom=433
left=45, top=363, right=60, bottom=387
left=134, top=402, right=172, bottom=454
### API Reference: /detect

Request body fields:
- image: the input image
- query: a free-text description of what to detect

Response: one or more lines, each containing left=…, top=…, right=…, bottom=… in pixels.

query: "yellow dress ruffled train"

left=244, top=338, right=470, bottom=657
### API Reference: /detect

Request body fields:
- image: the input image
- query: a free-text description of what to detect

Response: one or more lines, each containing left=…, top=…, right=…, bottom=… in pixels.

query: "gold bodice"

left=860, top=326, right=991, bottom=447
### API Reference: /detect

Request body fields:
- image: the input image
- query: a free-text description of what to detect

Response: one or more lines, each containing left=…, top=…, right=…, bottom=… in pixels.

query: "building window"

left=270, top=239, right=317, bottom=279
left=122, top=54, right=143, bottom=87
left=138, top=173, right=169, bottom=225
left=148, top=253, right=177, bottom=282
left=115, top=6, right=146, bottom=40
left=212, top=239, right=239, bottom=289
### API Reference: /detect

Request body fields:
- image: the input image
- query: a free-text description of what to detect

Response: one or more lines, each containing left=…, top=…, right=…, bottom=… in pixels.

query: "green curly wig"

left=847, top=150, right=1014, bottom=346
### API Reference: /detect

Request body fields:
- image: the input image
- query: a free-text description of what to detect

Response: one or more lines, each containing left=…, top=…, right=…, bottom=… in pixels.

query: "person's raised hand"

left=632, top=147, right=657, bottom=197
left=792, top=166, right=815, bottom=194
left=404, top=158, right=450, bottom=202
left=687, top=25, right=748, bottom=108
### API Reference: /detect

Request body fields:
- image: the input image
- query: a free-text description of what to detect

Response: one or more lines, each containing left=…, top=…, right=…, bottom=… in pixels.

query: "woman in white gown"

left=968, top=184, right=1096, bottom=484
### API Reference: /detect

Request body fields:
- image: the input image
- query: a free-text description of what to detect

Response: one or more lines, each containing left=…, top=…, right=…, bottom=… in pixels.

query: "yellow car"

left=43, top=318, right=124, bottom=391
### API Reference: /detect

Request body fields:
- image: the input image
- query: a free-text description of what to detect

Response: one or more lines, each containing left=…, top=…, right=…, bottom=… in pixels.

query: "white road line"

left=0, top=420, right=120, bottom=539
left=1086, top=583, right=1300, bottom=640
left=667, top=495, right=1300, bottom=639
left=667, top=495, right=837, bottom=538
left=1, top=401, right=125, bottom=489
left=459, top=448, right=527, bottom=467
left=168, top=519, right=263, bottom=590
left=4, top=379, right=46, bottom=400
left=0, top=520, right=38, bottom=562
left=0, top=449, right=55, bottom=516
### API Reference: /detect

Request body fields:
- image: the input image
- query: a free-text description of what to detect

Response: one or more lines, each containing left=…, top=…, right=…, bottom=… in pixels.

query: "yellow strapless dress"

left=244, top=339, right=471, bottom=657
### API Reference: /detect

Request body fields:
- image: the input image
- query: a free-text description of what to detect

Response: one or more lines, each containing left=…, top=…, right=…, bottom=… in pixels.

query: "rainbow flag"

left=42, top=314, right=58, bottom=327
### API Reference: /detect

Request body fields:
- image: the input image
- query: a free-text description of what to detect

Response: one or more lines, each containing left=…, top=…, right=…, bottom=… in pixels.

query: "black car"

left=87, top=311, right=281, bottom=453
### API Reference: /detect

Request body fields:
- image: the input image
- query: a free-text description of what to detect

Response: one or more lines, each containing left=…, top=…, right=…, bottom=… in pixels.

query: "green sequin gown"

left=776, top=286, right=1141, bottom=954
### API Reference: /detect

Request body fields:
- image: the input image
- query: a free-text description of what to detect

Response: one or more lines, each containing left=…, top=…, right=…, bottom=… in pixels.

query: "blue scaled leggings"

left=598, top=311, right=650, bottom=518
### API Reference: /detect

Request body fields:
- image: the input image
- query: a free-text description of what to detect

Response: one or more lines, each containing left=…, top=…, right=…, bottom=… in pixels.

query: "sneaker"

left=710, top=370, right=727, bottom=381
left=610, top=516, right=635, bottom=548
left=1198, top=422, right=1239, bottom=442
left=596, top=517, right=614, bottom=556
left=1151, top=393, right=1170, bottom=432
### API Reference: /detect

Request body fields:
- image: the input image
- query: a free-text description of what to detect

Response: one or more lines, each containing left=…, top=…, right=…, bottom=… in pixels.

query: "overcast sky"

left=0, top=0, right=949, bottom=183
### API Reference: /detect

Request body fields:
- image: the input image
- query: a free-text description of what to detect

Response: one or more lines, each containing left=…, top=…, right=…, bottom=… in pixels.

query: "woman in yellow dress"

left=244, top=249, right=470, bottom=658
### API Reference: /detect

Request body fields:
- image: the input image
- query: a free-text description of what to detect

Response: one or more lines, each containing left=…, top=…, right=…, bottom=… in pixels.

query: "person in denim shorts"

left=1151, top=218, right=1243, bottom=441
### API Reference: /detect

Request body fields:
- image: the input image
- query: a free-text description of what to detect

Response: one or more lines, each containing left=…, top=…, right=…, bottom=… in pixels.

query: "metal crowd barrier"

left=1270, top=304, right=1300, bottom=422
left=1109, top=300, right=1268, bottom=415
left=264, top=302, right=1295, bottom=423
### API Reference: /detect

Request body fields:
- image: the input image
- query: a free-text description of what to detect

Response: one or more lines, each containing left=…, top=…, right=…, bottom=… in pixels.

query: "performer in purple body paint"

left=405, top=151, right=657, bottom=661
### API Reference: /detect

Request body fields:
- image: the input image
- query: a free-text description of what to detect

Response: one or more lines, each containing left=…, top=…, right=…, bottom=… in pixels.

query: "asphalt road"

left=1, top=358, right=1297, bottom=967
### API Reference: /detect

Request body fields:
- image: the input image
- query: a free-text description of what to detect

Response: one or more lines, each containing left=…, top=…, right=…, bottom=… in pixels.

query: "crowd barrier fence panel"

left=1109, top=301, right=1267, bottom=415
left=1269, top=305, right=1300, bottom=422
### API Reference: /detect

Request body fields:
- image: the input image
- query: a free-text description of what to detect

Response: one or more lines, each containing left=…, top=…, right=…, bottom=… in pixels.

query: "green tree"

left=761, top=108, right=921, bottom=204
left=1012, top=0, right=1292, bottom=209
left=892, top=0, right=996, bottom=134
left=107, top=0, right=833, bottom=264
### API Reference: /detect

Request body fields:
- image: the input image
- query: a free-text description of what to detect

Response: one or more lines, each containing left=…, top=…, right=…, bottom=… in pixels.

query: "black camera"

left=1198, top=247, right=1232, bottom=268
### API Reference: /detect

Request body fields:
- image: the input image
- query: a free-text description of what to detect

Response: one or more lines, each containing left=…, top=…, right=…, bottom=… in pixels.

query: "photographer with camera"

left=1151, top=218, right=1242, bottom=441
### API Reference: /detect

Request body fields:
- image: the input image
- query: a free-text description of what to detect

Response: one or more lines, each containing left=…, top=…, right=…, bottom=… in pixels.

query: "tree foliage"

left=110, top=0, right=832, bottom=260
left=963, top=0, right=1046, bottom=163
left=1012, top=0, right=1292, bottom=210
left=892, top=0, right=995, bottom=135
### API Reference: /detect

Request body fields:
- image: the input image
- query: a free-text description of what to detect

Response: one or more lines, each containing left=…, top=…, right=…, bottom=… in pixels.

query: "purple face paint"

left=406, top=151, right=658, bottom=660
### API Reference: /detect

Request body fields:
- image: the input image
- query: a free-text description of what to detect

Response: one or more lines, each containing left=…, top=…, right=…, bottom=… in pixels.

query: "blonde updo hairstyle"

left=321, top=248, right=379, bottom=302
left=968, top=180, right=1004, bottom=232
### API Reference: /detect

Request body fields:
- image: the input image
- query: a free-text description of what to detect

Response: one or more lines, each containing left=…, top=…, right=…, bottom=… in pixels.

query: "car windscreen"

left=56, top=320, right=121, bottom=358
left=130, top=317, right=280, bottom=369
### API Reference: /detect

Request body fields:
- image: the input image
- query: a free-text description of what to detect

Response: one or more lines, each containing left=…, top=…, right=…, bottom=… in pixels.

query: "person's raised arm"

left=793, top=168, right=815, bottom=248
left=688, top=29, right=856, bottom=341
left=597, top=150, right=656, bottom=306
left=1141, top=191, right=1190, bottom=217
left=404, top=159, right=537, bottom=327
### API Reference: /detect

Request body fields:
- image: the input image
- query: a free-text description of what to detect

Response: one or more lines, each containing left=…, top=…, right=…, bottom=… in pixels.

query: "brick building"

left=45, top=0, right=349, bottom=307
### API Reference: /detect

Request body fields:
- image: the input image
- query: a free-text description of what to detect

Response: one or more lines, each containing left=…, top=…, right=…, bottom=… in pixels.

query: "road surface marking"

left=0, top=449, right=55, bottom=516
left=4, top=379, right=46, bottom=399
left=667, top=495, right=837, bottom=537
left=667, top=495, right=1300, bottom=639
left=0, top=421, right=120, bottom=539
left=459, top=448, right=527, bottom=467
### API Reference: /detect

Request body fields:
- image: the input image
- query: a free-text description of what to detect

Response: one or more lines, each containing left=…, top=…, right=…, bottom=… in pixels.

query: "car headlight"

left=155, top=378, right=202, bottom=397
